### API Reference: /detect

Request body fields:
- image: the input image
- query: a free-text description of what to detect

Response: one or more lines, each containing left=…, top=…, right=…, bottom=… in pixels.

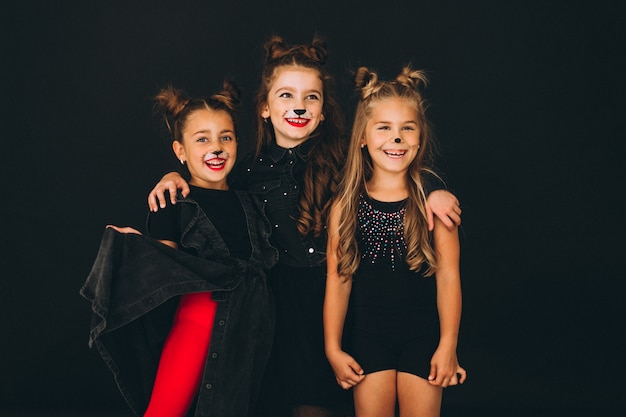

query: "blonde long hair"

left=334, top=66, right=439, bottom=279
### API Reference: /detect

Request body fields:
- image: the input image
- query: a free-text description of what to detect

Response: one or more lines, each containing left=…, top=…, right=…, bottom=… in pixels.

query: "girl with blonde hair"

left=324, top=67, right=467, bottom=417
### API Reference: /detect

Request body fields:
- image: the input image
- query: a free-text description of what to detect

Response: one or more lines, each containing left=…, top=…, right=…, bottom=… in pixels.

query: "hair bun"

left=354, top=67, right=380, bottom=99
left=396, top=66, right=428, bottom=90
left=264, top=35, right=289, bottom=60
left=263, top=35, right=328, bottom=65
left=307, top=36, right=328, bottom=64
left=211, top=79, right=241, bottom=111
left=158, top=86, right=189, bottom=114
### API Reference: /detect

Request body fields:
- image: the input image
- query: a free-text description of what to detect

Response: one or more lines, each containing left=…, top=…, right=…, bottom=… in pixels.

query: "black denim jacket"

left=232, top=139, right=326, bottom=268
left=81, top=191, right=278, bottom=417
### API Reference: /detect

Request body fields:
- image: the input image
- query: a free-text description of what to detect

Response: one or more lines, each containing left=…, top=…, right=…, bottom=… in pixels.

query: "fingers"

left=456, top=366, right=467, bottom=384
left=179, top=179, right=191, bottom=198
left=148, top=182, right=178, bottom=212
left=106, top=225, right=142, bottom=235
left=428, top=364, right=467, bottom=387
left=446, top=212, right=461, bottom=230
left=349, top=360, right=364, bottom=377
left=428, top=363, right=437, bottom=385
left=337, top=374, right=364, bottom=389
left=335, top=361, right=365, bottom=390
left=167, top=182, right=178, bottom=205
left=147, top=173, right=190, bottom=212
left=148, top=187, right=169, bottom=212
left=439, top=214, right=455, bottom=230
left=427, top=190, right=462, bottom=230
left=337, top=377, right=354, bottom=390
left=426, top=204, right=435, bottom=231
left=450, top=204, right=462, bottom=226
left=148, top=192, right=158, bottom=212
left=437, top=207, right=462, bottom=231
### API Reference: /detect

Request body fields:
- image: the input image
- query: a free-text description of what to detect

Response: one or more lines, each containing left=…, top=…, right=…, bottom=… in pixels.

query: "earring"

left=263, top=118, right=269, bottom=124
left=180, top=159, right=185, bottom=165
left=360, top=143, right=365, bottom=148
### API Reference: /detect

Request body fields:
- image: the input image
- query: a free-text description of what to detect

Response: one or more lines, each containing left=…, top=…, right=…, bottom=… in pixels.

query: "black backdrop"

left=3, top=1, right=625, bottom=415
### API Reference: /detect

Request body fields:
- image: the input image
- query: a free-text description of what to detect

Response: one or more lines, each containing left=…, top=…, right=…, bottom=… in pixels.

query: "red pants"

left=143, top=292, right=218, bottom=417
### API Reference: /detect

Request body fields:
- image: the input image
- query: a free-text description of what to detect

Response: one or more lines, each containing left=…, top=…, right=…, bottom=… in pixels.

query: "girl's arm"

left=323, top=203, right=365, bottom=390
left=426, top=189, right=462, bottom=231
left=147, top=172, right=190, bottom=212
left=428, top=218, right=467, bottom=387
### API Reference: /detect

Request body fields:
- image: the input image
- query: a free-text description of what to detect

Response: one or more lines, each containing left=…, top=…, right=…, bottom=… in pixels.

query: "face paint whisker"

left=204, top=151, right=230, bottom=161
left=284, top=109, right=315, bottom=119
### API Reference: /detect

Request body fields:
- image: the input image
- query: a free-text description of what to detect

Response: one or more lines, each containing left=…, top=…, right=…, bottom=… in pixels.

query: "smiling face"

left=173, top=108, right=237, bottom=190
left=261, top=66, right=325, bottom=148
left=362, top=97, right=421, bottom=176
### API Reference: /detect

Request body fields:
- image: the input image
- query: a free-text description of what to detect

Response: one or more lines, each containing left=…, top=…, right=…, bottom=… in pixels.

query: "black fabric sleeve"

left=423, top=170, right=447, bottom=195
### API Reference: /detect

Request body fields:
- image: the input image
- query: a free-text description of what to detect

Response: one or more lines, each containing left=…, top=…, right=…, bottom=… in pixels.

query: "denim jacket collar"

left=267, top=136, right=317, bottom=163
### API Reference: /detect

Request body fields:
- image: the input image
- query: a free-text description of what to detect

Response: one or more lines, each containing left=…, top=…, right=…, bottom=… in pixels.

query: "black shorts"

left=345, top=309, right=439, bottom=380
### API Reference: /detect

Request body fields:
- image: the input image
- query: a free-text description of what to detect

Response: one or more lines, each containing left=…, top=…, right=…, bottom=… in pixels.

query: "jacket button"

left=218, top=320, right=225, bottom=326
left=308, top=247, right=315, bottom=254
left=211, top=353, right=219, bottom=359
left=205, top=383, right=213, bottom=390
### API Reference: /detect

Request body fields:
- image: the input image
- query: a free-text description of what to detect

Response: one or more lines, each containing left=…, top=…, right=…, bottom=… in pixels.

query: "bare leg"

left=397, top=372, right=442, bottom=417
left=353, top=370, right=397, bottom=417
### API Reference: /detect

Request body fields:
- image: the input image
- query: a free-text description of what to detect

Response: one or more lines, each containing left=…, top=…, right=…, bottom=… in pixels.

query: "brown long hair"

left=334, top=66, right=439, bottom=279
left=255, top=35, right=346, bottom=237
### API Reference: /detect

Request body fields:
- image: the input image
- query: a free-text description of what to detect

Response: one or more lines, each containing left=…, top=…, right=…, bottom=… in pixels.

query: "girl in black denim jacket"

left=82, top=80, right=278, bottom=417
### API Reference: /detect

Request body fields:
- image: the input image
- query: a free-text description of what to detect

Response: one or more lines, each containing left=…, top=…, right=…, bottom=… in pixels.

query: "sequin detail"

left=358, top=194, right=406, bottom=270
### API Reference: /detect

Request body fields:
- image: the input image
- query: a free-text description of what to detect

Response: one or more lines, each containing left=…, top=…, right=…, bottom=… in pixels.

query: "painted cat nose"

left=214, top=150, right=223, bottom=156
left=294, top=109, right=306, bottom=116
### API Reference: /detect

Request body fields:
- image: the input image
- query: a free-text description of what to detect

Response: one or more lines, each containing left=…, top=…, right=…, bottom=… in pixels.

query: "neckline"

left=362, top=192, right=408, bottom=205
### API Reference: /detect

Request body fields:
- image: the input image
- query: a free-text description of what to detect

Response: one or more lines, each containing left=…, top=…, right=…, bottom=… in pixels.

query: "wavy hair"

left=334, top=66, right=439, bottom=279
left=255, top=35, right=346, bottom=237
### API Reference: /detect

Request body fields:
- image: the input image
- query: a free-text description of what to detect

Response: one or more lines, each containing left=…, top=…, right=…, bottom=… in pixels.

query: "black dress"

left=345, top=194, right=439, bottom=380
left=233, top=139, right=352, bottom=416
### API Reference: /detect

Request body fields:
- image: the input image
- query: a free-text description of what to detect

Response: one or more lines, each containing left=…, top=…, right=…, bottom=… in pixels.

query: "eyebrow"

left=192, top=129, right=235, bottom=135
left=276, top=87, right=322, bottom=95
left=373, top=120, right=419, bottom=125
